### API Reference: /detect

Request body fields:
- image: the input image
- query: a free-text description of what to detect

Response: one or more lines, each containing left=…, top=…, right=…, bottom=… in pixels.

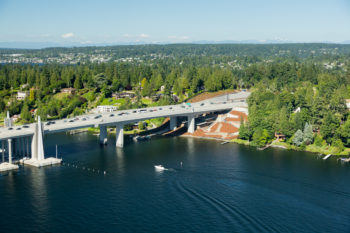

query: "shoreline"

left=72, top=127, right=350, bottom=158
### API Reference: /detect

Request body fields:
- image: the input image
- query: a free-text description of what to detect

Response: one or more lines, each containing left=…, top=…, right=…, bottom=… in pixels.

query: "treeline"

left=1, top=43, right=350, bottom=60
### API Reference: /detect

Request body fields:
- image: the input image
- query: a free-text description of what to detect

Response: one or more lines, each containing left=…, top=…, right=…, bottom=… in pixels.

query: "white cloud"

left=61, top=33, right=74, bottom=39
left=140, top=33, right=149, bottom=38
left=122, top=33, right=132, bottom=38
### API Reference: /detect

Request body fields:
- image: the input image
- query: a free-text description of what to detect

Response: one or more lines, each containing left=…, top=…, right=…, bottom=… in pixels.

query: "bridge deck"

left=0, top=94, right=249, bottom=140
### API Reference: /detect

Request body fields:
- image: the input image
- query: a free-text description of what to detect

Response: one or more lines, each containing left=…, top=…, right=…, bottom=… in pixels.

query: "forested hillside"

left=1, top=43, right=349, bottom=152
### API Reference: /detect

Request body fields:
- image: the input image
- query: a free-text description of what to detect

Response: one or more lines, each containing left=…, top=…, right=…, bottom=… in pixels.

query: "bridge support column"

left=1, top=141, right=4, bottom=163
left=116, top=125, right=124, bottom=148
left=187, top=115, right=196, bottom=133
left=23, top=116, right=61, bottom=167
left=99, top=125, right=108, bottom=145
left=170, top=116, right=177, bottom=130
left=8, top=139, right=12, bottom=164
left=26, top=137, right=30, bottom=157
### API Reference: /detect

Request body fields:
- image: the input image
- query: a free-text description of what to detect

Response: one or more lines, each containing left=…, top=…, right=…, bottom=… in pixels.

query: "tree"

left=0, top=99, right=5, bottom=113
left=20, top=103, right=32, bottom=122
left=29, top=88, right=35, bottom=101
left=141, top=77, right=147, bottom=89
left=138, top=121, right=145, bottom=130
left=320, top=112, right=339, bottom=143
left=239, top=118, right=250, bottom=140
left=338, top=118, right=350, bottom=147
left=292, top=129, right=304, bottom=146
left=74, top=75, right=82, bottom=89
left=252, top=128, right=269, bottom=147
left=303, top=122, right=313, bottom=145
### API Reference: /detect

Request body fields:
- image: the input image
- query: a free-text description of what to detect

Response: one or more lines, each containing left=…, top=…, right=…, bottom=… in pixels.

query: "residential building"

left=61, top=88, right=76, bottom=94
left=17, top=91, right=29, bottom=100
left=97, top=105, right=117, bottom=113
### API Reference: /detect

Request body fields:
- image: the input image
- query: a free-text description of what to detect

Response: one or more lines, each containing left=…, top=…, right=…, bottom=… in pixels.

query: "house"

left=21, top=84, right=29, bottom=89
left=97, top=105, right=117, bottom=113
left=275, top=132, right=286, bottom=141
left=12, top=114, right=19, bottom=122
left=112, top=92, right=135, bottom=99
left=61, top=88, right=76, bottom=95
left=17, top=91, right=29, bottom=100
left=346, top=99, right=350, bottom=109
left=293, top=107, right=301, bottom=113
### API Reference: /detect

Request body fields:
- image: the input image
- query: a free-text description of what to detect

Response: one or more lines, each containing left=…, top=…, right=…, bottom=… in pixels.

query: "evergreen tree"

left=293, top=129, right=304, bottom=146
left=303, top=122, right=313, bottom=145
left=20, top=103, right=32, bottom=122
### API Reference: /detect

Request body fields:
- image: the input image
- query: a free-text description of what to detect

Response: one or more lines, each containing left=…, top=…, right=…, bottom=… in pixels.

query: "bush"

left=332, top=139, right=344, bottom=152
left=314, top=134, right=323, bottom=147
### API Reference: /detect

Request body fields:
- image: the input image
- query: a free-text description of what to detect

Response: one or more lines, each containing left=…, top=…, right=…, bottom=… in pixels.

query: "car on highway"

left=94, top=115, right=102, bottom=119
left=82, top=118, right=87, bottom=121
left=8, top=128, right=13, bottom=130
left=16, top=127, right=21, bottom=130
left=200, top=103, right=205, bottom=106
left=23, top=125, right=29, bottom=128
left=109, top=114, right=114, bottom=117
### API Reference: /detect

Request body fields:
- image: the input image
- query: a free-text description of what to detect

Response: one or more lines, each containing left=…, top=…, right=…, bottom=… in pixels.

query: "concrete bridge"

left=0, top=91, right=249, bottom=170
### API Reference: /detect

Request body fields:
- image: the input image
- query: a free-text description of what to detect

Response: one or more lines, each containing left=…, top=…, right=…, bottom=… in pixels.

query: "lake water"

left=0, top=133, right=349, bottom=232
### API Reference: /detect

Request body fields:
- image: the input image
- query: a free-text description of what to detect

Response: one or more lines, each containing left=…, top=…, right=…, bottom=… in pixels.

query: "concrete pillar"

left=31, top=116, right=45, bottom=161
left=187, top=115, right=196, bottom=133
left=116, top=125, right=124, bottom=148
left=1, top=141, right=4, bottom=163
left=8, top=139, right=12, bottom=164
left=22, top=137, right=25, bottom=157
left=170, top=116, right=177, bottom=130
left=26, top=137, right=29, bottom=157
left=17, top=138, right=21, bottom=157
left=99, top=125, right=108, bottom=145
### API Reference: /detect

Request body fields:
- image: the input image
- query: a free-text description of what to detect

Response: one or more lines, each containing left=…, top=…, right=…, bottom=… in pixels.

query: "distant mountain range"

left=0, top=40, right=349, bottom=49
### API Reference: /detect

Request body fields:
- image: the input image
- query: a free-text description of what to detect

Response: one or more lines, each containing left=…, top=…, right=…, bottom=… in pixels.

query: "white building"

left=346, top=99, right=350, bottom=109
left=97, top=105, right=117, bottom=113
left=17, top=91, right=29, bottom=100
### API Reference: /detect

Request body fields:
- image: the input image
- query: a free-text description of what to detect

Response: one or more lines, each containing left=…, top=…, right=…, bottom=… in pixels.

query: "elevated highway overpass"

left=0, top=91, right=249, bottom=168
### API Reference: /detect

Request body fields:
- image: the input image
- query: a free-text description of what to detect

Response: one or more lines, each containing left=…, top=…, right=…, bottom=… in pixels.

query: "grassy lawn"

left=232, top=139, right=350, bottom=157
left=100, top=98, right=119, bottom=106
left=141, top=98, right=152, bottom=106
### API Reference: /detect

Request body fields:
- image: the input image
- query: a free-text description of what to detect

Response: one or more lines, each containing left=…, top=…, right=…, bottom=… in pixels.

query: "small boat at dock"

left=323, top=154, right=332, bottom=160
left=339, top=157, right=350, bottom=163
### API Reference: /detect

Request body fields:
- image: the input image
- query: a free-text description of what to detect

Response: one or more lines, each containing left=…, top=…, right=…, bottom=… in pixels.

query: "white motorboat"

left=154, top=165, right=166, bottom=171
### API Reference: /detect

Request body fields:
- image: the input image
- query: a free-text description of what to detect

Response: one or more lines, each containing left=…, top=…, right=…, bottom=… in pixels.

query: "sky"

left=0, top=0, right=350, bottom=46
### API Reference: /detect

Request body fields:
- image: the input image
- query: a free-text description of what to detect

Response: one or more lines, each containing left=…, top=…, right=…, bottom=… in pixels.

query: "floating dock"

left=21, top=157, right=62, bottom=167
left=0, top=162, right=19, bottom=172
